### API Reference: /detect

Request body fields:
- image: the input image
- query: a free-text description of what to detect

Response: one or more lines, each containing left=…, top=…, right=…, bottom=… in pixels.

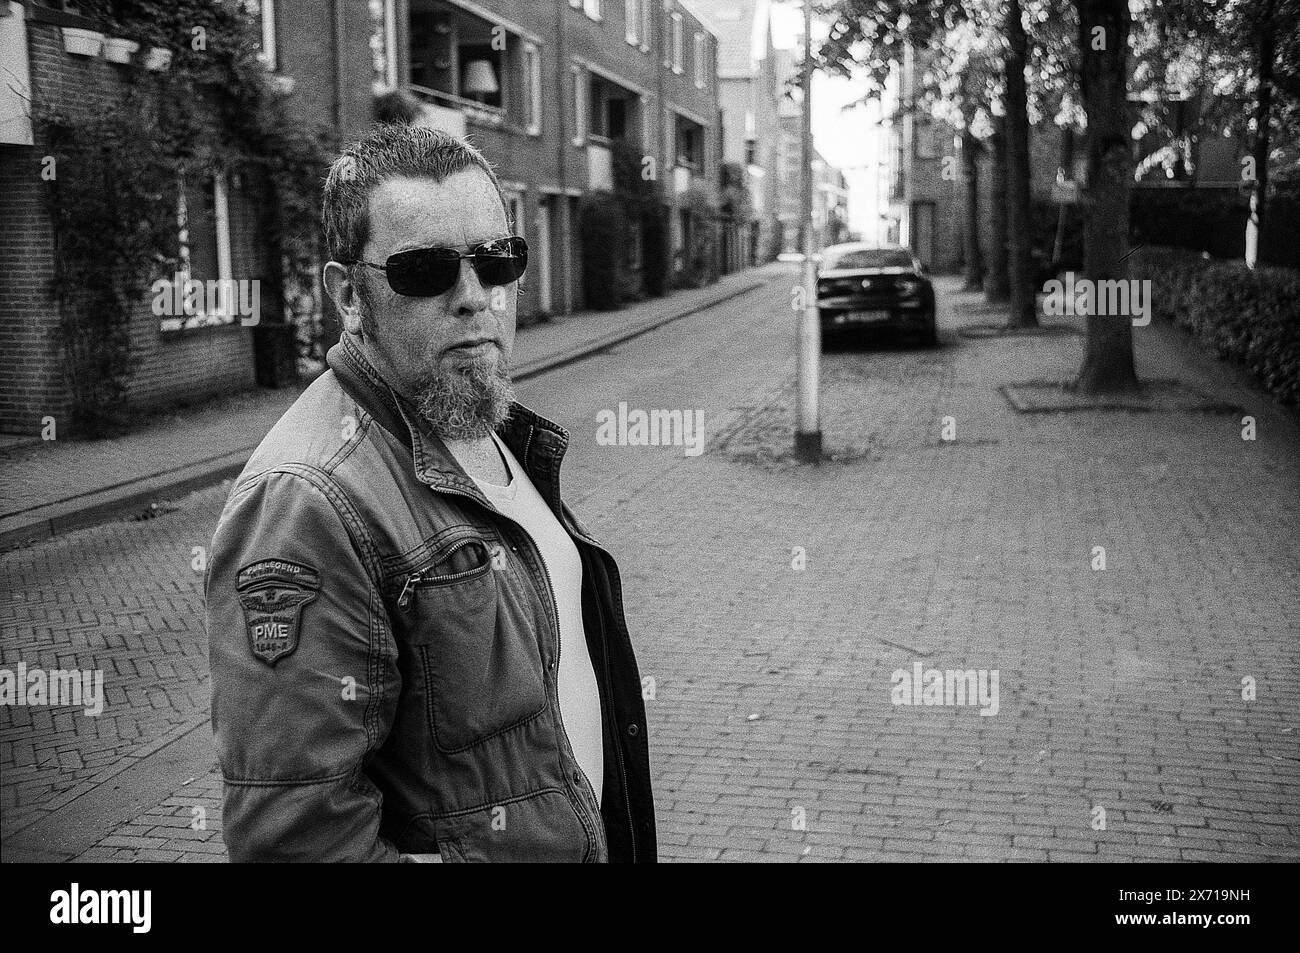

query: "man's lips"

left=444, top=338, right=499, bottom=356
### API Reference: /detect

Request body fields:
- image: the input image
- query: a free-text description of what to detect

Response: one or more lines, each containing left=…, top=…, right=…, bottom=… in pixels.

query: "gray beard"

left=413, top=355, right=515, bottom=441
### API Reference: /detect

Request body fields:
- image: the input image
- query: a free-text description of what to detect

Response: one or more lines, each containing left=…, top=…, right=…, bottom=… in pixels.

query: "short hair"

left=322, top=124, right=507, bottom=263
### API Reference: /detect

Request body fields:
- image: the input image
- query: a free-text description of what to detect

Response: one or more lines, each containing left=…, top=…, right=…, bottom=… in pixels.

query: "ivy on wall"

left=39, top=0, right=333, bottom=435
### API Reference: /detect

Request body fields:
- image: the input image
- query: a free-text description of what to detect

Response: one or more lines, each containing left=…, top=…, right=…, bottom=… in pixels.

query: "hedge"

left=1131, top=246, right=1300, bottom=404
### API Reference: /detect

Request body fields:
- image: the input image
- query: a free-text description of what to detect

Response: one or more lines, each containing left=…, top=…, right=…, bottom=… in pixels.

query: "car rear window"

left=823, top=248, right=914, bottom=270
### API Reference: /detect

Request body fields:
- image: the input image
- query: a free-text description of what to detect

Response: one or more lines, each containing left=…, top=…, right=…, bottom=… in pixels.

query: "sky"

left=769, top=0, right=888, bottom=241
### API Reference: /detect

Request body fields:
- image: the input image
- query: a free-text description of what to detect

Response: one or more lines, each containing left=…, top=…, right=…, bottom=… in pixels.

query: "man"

left=206, top=124, right=656, bottom=862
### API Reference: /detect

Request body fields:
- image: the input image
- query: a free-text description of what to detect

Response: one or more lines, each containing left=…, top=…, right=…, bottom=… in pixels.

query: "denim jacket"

left=206, top=335, right=656, bottom=862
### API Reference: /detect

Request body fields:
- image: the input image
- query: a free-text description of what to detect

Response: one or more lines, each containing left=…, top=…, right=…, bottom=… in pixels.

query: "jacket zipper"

left=397, top=538, right=487, bottom=609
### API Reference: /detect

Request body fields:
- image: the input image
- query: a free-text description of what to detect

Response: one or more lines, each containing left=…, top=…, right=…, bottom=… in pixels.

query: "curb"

left=513, top=277, right=765, bottom=380
left=1, top=275, right=771, bottom=551
left=0, top=451, right=253, bottom=551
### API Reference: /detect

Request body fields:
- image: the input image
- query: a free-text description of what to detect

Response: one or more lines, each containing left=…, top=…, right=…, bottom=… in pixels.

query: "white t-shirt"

left=445, top=432, right=604, bottom=806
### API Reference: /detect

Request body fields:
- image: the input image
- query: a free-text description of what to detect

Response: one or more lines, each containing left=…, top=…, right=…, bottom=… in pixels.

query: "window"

left=164, top=171, right=234, bottom=332
left=523, top=42, right=541, bottom=135
left=693, top=32, right=705, bottom=88
left=625, top=0, right=639, bottom=45
left=583, top=0, right=602, bottom=19
left=675, top=117, right=702, bottom=167
left=671, top=12, right=683, bottom=73
left=368, top=0, right=397, bottom=92
left=744, top=138, right=757, bottom=166
left=406, top=10, right=505, bottom=114
left=571, top=65, right=587, bottom=145
left=823, top=248, right=915, bottom=270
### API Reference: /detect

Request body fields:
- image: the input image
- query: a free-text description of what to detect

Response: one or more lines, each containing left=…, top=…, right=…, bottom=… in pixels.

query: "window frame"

left=523, top=41, right=542, bottom=136
left=164, top=170, right=235, bottom=333
left=625, top=0, right=639, bottom=45
left=245, top=0, right=277, bottom=71
left=640, top=0, right=652, bottom=52
left=671, top=12, right=683, bottom=74
left=571, top=64, right=587, bottom=146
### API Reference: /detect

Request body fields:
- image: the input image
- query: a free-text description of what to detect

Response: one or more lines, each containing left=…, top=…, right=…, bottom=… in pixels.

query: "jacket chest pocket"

left=394, top=536, right=548, bottom=754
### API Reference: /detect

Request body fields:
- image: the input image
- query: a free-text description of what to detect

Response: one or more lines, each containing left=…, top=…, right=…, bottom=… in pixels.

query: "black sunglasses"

left=348, top=236, right=528, bottom=298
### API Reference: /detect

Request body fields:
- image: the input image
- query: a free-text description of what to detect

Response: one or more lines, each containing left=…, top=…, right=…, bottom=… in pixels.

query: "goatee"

left=414, top=352, right=515, bottom=441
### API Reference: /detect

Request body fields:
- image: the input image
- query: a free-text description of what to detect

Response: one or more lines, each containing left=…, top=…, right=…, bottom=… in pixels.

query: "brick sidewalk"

left=4, top=273, right=1298, bottom=862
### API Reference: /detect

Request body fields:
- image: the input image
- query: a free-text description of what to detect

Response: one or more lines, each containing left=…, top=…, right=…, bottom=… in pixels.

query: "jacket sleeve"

left=206, top=468, right=400, bottom=862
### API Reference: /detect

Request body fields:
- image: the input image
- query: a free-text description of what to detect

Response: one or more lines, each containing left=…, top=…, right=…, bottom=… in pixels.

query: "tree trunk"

left=985, top=115, right=1010, bottom=302
left=1073, top=0, right=1139, bottom=394
left=961, top=127, right=984, bottom=290
left=1245, top=0, right=1275, bottom=269
left=959, top=85, right=984, bottom=290
left=1004, top=0, right=1038, bottom=327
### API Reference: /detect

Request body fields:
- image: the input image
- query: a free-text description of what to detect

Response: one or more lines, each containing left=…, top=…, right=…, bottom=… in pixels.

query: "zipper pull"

left=398, top=571, right=421, bottom=609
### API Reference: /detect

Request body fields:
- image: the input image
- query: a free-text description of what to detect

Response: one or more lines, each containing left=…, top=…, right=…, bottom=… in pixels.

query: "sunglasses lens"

left=385, top=248, right=460, bottom=297
left=474, top=237, right=528, bottom=288
left=381, top=238, right=528, bottom=296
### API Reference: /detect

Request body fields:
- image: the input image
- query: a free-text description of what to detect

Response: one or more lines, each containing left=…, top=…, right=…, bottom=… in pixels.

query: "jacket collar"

left=328, top=334, right=571, bottom=509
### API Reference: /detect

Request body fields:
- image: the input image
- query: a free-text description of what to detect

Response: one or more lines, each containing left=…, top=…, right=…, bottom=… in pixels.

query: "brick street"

left=2, top=271, right=1298, bottom=862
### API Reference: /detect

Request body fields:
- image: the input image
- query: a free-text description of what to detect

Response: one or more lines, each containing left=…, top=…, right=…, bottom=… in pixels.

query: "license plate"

left=841, top=309, right=891, bottom=323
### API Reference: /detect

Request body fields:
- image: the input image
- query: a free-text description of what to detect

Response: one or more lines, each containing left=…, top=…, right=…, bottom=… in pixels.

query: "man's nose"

left=447, top=259, right=489, bottom=317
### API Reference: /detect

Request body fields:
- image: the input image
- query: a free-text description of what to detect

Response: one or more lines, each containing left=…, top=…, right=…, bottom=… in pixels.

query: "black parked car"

left=815, top=243, right=937, bottom=347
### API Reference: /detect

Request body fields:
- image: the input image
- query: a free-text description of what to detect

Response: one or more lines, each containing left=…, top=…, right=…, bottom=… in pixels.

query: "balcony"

left=408, top=0, right=509, bottom=130
left=409, top=84, right=503, bottom=130
left=588, top=139, right=614, bottom=192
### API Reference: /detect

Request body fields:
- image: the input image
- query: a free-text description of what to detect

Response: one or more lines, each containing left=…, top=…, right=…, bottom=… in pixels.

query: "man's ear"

left=323, top=261, right=367, bottom=336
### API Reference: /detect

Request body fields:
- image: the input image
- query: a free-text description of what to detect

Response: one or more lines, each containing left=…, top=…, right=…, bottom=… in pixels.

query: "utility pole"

left=794, top=0, right=822, bottom=462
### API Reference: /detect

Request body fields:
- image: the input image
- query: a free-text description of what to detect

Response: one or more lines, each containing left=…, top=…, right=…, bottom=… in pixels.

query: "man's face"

left=350, top=169, right=517, bottom=439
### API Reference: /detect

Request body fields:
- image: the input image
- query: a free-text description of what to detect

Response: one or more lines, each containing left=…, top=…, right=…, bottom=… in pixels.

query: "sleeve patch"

left=236, top=560, right=321, bottom=665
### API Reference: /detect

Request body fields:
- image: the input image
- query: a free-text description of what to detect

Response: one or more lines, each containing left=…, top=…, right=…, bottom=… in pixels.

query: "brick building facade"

left=0, top=1, right=273, bottom=436
left=0, top=0, right=723, bottom=437
left=271, top=0, right=722, bottom=315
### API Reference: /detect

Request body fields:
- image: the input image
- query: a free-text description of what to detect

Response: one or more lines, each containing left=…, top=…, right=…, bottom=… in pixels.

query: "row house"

left=683, top=0, right=781, bottom=265
left=774, top=60, right=849, bottom=253
left=272, top=0, right=722, bottom=316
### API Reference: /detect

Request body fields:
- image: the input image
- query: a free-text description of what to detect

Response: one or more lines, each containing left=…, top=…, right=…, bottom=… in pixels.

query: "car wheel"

left=921, top=319, right=938, bottom=347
